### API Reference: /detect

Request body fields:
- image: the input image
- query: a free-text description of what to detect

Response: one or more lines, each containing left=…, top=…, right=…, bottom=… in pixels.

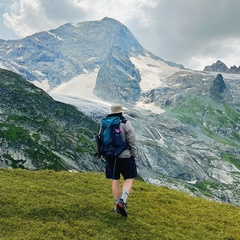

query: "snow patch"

left=49, top=69, right=112, bottom=113
left=83, top=68, right=89, bottom=74
left=87, top=57, right=97, bottom=61
left=130, top=55, right=179, bottom=114
left=33, top=70, right=45, bottom=77
left=185, top=180, right=197, bottom=184
left=4, top=47, right=12, bottom=55
left=48, top=60, right=168, bottom=115
left=130, top=55, right=180, bottom=92
left=0, top=62, right=8, bottom=69
left=71, top=23, right=79, bottom=28
left=135, top=101, right=165, bottom=114
left=32, top=79, right=50, bottom=92
left=47, top=31, right=64, bottom=41
left=10, top=61, right=26, bottom=69
left=49, top=68, right=101, bottom=101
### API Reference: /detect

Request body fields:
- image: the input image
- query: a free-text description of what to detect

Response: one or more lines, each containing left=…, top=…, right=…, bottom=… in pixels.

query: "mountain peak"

left=203, top=60, right=240, bottom=74
left=203, top=60, right=228, bottom=72
left=0, top=17, right=147, bottom=88
left=101, top=16, right=120, bottom=22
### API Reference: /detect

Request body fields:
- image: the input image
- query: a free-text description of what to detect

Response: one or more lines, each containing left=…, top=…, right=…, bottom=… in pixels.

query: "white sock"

left=121, top=190, right=129, bottom=203
left=115, top=198, right=121, bottom=205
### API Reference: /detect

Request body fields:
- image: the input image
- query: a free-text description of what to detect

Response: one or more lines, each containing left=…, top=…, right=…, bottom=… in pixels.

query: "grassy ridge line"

left=0, top=169, right=239, bottom=240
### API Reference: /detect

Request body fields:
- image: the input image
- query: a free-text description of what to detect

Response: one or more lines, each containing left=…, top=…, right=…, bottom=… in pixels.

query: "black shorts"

left=106, top=156, right=137, bottom=180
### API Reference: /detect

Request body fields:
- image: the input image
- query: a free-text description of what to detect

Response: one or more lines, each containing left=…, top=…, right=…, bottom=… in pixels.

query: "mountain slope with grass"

left=0, top=68, right=103, bottom=171
left=0, top=169, right=239, bottom=240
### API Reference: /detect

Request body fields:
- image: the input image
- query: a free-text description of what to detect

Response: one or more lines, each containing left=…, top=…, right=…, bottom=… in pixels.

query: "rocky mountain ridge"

left=204, top=60, right=240, bottom=74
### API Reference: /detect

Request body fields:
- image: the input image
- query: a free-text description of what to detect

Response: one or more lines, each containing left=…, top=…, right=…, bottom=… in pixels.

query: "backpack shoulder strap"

left=120, top=116, right=127, bottom=124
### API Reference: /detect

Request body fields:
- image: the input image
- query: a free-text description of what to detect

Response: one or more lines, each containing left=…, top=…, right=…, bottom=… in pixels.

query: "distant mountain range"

left=0, top=17, right=240, bottom=207
left=204, top=60, right=240, bottom=74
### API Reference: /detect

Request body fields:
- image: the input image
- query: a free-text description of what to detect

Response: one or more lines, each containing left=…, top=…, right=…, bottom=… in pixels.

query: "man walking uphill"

left=100, top=104, right=137, bottom=217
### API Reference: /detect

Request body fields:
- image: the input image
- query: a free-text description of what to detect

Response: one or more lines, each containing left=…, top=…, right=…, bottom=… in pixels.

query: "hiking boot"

left=117, top=198, right=128, bottom=217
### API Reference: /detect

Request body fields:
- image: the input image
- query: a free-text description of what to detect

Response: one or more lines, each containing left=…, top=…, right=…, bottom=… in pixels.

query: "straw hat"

left=110, top=104, right=128, bottom=114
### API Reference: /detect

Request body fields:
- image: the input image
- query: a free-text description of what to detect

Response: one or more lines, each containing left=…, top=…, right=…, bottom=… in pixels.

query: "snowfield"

left=32, top=55, right=182, bottom=115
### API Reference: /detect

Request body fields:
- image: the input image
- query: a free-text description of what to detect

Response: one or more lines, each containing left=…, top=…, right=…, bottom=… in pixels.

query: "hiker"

left=100, top=104, right=137, bottom=217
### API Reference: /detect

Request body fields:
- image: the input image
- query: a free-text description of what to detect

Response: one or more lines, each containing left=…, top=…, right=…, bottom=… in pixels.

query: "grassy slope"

left=169, top=95, right=240, bottom=147
left=0, top=69, right=98, bottom=170
left=0, top=169, right=239, bottom=240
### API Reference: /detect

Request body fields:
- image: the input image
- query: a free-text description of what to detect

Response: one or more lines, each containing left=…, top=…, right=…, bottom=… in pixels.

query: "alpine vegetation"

left=0, top=169, right=239, bottom=240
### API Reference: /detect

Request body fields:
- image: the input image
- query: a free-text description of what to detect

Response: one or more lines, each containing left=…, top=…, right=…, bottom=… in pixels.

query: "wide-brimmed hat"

left=110, top=104, right=128, bottom=114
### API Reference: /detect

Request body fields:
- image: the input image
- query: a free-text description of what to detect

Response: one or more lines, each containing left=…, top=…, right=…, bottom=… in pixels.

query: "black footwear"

left=117, top=198, right=128, bottom=217
left=113, top=206, right=120, bottom=214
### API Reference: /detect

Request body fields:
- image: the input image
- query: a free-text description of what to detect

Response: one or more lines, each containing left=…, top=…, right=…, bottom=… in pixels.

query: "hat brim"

left=110, top=107, right=128, bottom=114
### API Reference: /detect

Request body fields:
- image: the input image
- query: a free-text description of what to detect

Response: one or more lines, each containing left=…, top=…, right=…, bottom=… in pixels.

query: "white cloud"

left=185, top=38, right=240, bottom=70
left=64, top=0, right=158, bottom=28
left=3, top=0, right=58, bottom=37
left=3, top=0, right=158, bottom=38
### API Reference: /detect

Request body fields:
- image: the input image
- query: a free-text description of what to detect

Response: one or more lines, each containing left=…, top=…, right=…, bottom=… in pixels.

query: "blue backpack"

left=96, top=116, right=129, bottom=158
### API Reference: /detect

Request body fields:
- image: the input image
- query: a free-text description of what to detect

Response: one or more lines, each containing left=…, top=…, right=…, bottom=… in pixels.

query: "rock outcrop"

left=210, top=73, right=226, bottom=100
left=204, top=60, right=240, bottom=74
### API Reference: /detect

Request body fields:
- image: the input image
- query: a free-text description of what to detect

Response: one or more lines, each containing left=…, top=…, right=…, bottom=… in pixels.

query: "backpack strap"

left=120, top=116, right=127, bottom=124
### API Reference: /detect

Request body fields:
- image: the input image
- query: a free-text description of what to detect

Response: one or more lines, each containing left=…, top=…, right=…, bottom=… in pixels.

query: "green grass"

left=0, top=169, right=239, bottom=240
left=200, top=126, right=236, bottom=146
left=168, top=94, right=240, bottom=147
left=221, top=153, right=240, bottom=169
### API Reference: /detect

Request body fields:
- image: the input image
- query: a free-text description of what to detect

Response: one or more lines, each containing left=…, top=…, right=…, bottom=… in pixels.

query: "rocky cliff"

left=204, top=60, right=240, bottom=74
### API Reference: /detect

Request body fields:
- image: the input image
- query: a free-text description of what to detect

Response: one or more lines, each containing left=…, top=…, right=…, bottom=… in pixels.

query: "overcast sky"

left=1, top=0, right=240, bottom=70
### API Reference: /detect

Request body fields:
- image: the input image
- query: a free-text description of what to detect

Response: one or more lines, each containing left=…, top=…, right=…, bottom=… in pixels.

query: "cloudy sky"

left=1, top=0, right=240, bottom=70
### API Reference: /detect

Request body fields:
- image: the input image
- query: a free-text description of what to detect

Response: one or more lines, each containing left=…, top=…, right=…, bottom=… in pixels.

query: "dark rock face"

left=93, top=46, right=141, bottom=103
left=229, top=65, right=240, bottom=73
left=203, top=60, right=229, bottom=72
left=204, top=60, right=240, bottom=74
left=210, top=74, right=226, bottom=100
